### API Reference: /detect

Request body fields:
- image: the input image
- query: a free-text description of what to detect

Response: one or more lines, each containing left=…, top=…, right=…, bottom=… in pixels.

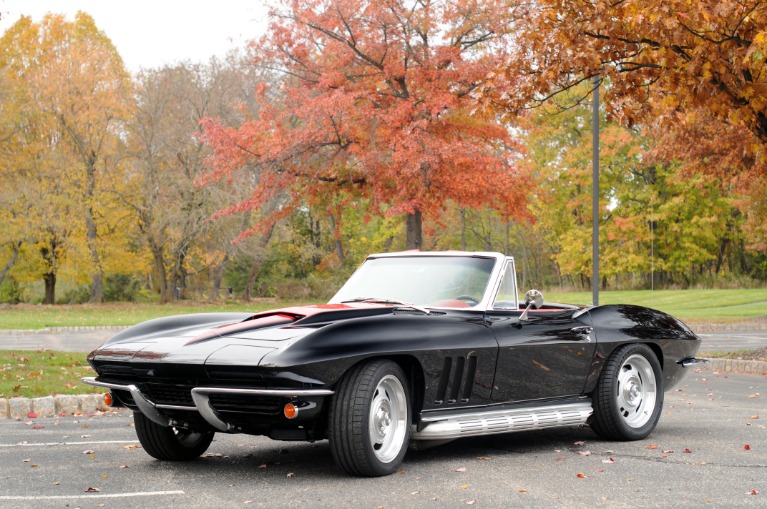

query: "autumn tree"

left=509, top=2, right=766, bottom=149
left=125, top=55, right=274, bottom=302
left=0, top=17, right=81, bottom=304
left=0, top=13, right=135, bottom=303
left=200, top=0, right=531, bottom=249
left=499, top=1, right=767, bottom=283
left=521, top=86, right=742, bottom=289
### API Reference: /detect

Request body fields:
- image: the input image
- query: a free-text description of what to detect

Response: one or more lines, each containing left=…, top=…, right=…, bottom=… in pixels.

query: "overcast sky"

left=0, top=0, right=270, bottom=72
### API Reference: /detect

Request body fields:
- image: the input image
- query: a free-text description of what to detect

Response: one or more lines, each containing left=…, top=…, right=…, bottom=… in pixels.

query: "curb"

left=0, top=393, right=111, bottom=420
left=1, top=359, right=765, bottom=420
left=703, top=358, right=767, bottom=376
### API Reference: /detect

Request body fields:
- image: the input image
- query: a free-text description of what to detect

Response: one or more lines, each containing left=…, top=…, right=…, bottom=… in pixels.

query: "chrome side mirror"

left=519, top=289, right=544, bottom=321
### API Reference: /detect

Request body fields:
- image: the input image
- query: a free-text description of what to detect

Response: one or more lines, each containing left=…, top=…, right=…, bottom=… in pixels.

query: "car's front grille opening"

left=209, top=394, right=284, bottom=414
left=142, top=383, right=194, bottom=407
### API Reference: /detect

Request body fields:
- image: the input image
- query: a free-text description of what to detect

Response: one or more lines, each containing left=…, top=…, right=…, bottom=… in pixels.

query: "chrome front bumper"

left=677, top=356, right=710, bottom=368
left=81, top=377, right=333, bottom=432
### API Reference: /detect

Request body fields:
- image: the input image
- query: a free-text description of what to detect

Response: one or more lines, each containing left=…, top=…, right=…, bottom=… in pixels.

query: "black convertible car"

left=84, top=251, right=704, bottom=476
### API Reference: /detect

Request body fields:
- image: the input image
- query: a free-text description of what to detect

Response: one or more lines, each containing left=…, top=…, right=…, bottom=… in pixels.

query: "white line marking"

left=0, top=491, right=184, bottom=500
left=0, top=440, right=139, bottom=448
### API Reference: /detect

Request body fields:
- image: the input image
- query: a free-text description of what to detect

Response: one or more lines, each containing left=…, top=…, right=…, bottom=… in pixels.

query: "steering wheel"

left=454, top=295, right=479, bottom=306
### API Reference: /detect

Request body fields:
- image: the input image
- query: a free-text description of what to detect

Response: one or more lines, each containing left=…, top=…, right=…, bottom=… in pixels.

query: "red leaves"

left=199, top=0, right=533, bottom=240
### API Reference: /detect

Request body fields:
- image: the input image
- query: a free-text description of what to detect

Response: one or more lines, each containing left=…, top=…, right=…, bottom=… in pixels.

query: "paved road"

left=0, top=329, right=116, bottom=353
left=1, top=328, right=765, bottom=354
left=1, top=367, right=765, bottom=508
left=696, top=331, right=767, bottom=354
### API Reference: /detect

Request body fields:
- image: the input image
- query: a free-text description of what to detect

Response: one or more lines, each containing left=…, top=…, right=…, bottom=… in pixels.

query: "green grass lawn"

left=0, top=350, right=104, bottom=399
left=544, top=288, right=767, bottom=322
left=0, top=290, right=766, bottom=330
left=0, top=300, right=303, bottom=330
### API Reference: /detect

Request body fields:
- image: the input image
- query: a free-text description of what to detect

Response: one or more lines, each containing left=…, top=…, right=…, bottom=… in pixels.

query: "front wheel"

left=590, top=344, right=663, bottom=441
left=328, top=360, right=411, bottom=476
left=133, top=412, right=214, bottom=461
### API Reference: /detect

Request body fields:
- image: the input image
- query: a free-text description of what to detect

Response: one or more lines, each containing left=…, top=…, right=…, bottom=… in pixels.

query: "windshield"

left=329, top=256, right=497, bottom=308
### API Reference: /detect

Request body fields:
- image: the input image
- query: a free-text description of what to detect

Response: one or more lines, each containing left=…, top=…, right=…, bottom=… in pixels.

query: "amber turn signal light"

left=283, top=402, right=298, bottom=419
left=104, top=392, right=113, bottom=407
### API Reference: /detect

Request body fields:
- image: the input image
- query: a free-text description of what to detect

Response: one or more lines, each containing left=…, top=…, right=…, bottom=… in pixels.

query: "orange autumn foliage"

left=199, top=0, right=532, bottom=244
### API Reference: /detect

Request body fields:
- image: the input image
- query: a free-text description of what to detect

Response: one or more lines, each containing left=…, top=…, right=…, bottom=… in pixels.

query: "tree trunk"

left=460, top=209, right=467, bottom=251
left=150, top=242, right=170, bottom=302
left=43, top=272, right=56, bottom=305
left=165, top=250, right=186, bottom=302
left=0, top=242, right=21, bottom=286
left=85, top=160, right=105, bottom=303
left=405, top=211, right=422, bottom=250
left=210, top=253, right=230, bottom=301
left=715, top=238, right=730, bottom=274
left=245, top=224, right=276, bottom=300
left=328, top=214, right=346, bottom=262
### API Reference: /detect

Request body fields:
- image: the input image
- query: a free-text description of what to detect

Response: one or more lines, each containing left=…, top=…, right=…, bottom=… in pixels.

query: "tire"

left=328, top=360, right=411, bottom=477
left=133, top=412, right=214, bottom=461
left=590, top=344, right=663, bottom=441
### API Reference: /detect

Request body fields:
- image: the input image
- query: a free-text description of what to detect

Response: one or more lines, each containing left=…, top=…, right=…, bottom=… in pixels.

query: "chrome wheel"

left=590, top=344, right=663, bottom=441
left=368, top=374, right=408, bottom=464
left=616, top=354, right=657, bottom=428
left=328, top=360, right=411, bottom=476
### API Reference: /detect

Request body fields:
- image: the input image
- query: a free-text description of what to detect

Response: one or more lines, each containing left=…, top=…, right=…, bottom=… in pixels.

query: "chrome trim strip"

left=413, top=402, right=593, bottom=441
left=81, top=377, right=129, bottom=391
left=155, top=404, right=197, bottom=411
left=191, top=387, right=334, bottom=398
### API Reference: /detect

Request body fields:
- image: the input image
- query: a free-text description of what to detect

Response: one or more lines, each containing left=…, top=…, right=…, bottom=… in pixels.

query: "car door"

left=485, top=259, right=596, bottom=403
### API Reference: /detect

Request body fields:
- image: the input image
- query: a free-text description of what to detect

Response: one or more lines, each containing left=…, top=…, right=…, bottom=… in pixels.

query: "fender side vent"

left=434, top=354, right=478, bottom=405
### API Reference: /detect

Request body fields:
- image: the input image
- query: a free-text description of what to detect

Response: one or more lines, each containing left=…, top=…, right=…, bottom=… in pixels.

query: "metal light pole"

left=592, top=79, right=600, bottom=306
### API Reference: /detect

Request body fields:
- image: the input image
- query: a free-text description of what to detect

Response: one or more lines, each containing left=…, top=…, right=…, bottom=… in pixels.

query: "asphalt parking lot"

left=1, top=366, right=764, bottom=509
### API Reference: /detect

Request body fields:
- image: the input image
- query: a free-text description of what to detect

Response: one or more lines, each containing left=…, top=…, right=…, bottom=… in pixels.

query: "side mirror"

left=519, top=289, right=544, bottom=321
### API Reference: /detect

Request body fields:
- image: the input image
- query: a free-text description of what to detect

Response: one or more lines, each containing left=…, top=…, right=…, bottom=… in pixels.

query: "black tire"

left=328, top=360, right=411, bottom=477
left=591, top=344, right=664, bottom=441
left=133, top=412, right=214, bottom=461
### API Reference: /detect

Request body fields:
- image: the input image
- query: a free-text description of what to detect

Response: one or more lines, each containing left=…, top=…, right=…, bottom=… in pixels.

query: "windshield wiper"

left=341, top=297, right=430, bottom=315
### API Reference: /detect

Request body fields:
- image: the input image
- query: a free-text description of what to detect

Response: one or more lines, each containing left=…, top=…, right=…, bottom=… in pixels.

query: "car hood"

left=88, top=303, right=395, bottom=367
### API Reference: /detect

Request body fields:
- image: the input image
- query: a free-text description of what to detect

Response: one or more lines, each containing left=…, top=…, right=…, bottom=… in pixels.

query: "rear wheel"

left=328, top=360, right=411, bottom=476
left=133, top=412, right=214, bottom=461
left=591, top=344, right=663, bottom=441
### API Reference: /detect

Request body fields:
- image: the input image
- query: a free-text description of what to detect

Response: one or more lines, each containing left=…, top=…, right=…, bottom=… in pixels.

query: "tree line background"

left=1, top=2, right=766, bottom=305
